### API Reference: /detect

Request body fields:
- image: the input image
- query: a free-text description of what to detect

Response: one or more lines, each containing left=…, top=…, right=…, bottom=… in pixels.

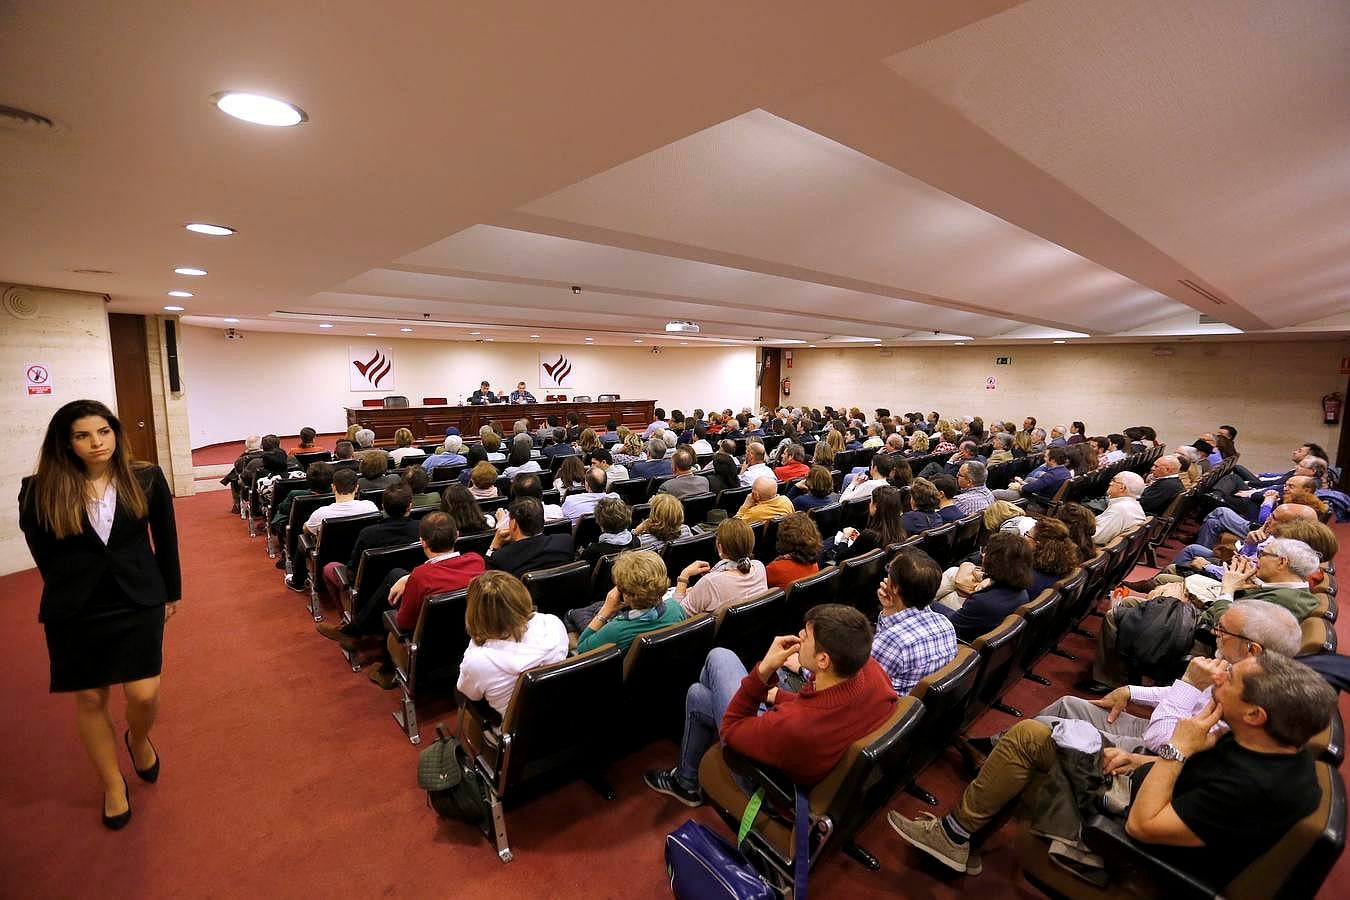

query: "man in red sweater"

left=366, top=511, right=485, bottom=688
left=645, top=604, right=897, bottom=805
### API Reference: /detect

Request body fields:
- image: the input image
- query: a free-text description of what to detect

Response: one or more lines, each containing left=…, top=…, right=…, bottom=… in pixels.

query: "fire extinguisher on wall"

left=780, top=377, right=792, bottom=397
left=1324, top=392, right=1342, bottom=425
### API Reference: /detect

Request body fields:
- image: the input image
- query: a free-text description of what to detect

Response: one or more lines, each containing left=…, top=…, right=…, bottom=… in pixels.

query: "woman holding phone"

left=19, top=399, right=181, bottom=830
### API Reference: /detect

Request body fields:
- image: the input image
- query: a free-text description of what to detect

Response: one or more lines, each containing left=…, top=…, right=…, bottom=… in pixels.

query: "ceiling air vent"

left=0, top=104, right=62, bottom=134
left=1198, top=314, right=1225, bottom=325
left=1178, top=279, right=1228, bottom=306
left=2, top=286, right=39, bottom=320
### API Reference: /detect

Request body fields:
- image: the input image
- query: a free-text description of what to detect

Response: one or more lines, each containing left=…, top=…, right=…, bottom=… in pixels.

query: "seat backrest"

left=1014, top=588, right=1061, bottom=670
left=717, top=486, right=752, bottom=516
left=620, top=614, right=716, bottom=738
left=950, top=514, right=983, bottom=562
left=1049, top=567, right=1089, bottom=639
left=963, top=614, right=1029, bottom=730
left=754, top=516, right=782, bottom=564
left=662, top=531, right=719, bottom=585
left=679, top=492, right=718, bottom=527
left=713, top=589, right=786, bottom=670
left=453, top=530, right=493, bottom=556
left=1106, top=518, right=1154, bottom=587
left=1298, top=617, right=1337, bottom=657
left=314, top=512, right=381, bottom=568
left=904, top=646, right=981, bottom=784
left=294, top=449, right=333, bottom=468
left=1079, top=542, right=1118, bottom=610
left=985, top=460, right=1017, bottom=491
left=541, top=517, right=572, bottom=536
left=836, top=549, right=888, bottom=621
left=917, top=522, right=957, bottom=569
left=587, top=551, right=623, bottom=607
left=286, top=493, right=336, bottom=559
left=841, top=497, right=871, bottom=530
left=519, top=560, right=593, bottom=618
left=351, top=541, right=425, bottom=606
left=431, top=464, right=465, bottom=482
left=833, top=449, right=858, bottom=474
left=611, top=477, right=650, bottom=505
left=383, top=395, right=409, bottom=407
left=1222, top=761, right=1345, bottom=900
left=268, top=479, right=314, bottom=519
left=572, top=513, right=602, bottom=549
left=496, top=643, right=625, bottom=796
left=783, top=566, right=841, bottom=631
left=807, top=502, right=843, bottom=538
left=408, top=588, right=470, bottom=694
left=811, top=696, right=926, bottom=844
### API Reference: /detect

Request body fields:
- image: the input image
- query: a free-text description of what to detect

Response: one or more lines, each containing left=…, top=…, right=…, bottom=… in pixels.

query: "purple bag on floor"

left=665, top=788, right=807, bottom=900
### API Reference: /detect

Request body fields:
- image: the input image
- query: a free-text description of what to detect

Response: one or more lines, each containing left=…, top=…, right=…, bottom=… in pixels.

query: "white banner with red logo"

left=349, top=345, right=396, bottom=392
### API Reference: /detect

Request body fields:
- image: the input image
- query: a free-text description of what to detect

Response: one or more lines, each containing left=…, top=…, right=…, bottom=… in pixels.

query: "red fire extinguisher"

left=780, top=377, right=792, bottom=398
left=1324, top=392, right=1342, bottom=425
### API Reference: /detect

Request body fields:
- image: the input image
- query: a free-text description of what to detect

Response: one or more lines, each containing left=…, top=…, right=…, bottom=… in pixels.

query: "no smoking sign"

left=26, top=363, right=52, bottom=395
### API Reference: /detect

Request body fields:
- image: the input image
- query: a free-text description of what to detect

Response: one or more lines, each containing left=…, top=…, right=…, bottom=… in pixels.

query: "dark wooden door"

left=108, top=313, right=159, bottom=465
left=759, top=348, right=781, bottom=410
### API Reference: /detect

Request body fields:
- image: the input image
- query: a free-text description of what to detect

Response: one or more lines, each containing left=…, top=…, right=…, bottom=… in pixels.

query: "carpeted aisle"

left=0, top=495, right=1346, bottom=898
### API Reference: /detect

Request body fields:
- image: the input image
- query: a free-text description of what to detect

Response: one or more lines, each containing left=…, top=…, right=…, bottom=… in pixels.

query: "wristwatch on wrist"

left=1157, top=743, right=1188, bottom=763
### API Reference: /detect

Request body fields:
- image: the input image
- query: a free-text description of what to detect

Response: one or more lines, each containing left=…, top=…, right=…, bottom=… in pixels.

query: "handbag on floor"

left=665, top=785, right=809, bottom=899
left=417, top=723, right=488, bottom=825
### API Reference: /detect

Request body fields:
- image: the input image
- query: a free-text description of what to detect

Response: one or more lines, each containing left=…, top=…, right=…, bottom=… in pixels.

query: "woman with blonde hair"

left=19, top=399, right=181, bottom=829
left=468, top=461, right=499, bottom=499
left=577, top=428, right=601, bottom=455
left=457, top=572, right=568, bottom=732
left=345, top=423, right=361, bottom=444
left=634, top=493, right=692, bottom=547
left=575, top=550, right=686, bottom=653
left=826, top=428, right=846, bottom=455
left=907, top=430, right=930, bottom=454
left=388, top=427, right=425, bottom=465
left=672, top=518, right=767, bottom=615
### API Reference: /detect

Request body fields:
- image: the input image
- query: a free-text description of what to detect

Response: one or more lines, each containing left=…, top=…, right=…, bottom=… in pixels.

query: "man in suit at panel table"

left=469, top=381, right=500, bottom=404
left=484, top=497, right=574, bottom=578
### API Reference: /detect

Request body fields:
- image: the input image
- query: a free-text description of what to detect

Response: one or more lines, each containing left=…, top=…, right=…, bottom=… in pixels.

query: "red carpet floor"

left=1, top=494, right=1346, bottom=898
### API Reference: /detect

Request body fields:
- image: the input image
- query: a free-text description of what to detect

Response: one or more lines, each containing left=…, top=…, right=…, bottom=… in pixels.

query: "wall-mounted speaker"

left=165, top=319, right=181, bottom=392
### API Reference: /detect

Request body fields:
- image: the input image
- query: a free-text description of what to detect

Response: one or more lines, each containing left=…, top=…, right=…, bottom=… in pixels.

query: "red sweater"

left=773, top=461, right=810, bottom=481
left=394, top=553, right=486, bottom=630
left=720, top=657, right=897, bottom=785
left=765, top=558, right=818, bottom=590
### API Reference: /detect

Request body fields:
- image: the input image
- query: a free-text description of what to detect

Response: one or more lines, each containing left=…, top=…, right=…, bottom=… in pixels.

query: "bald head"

left=1285, top=475, right=1316, bottom=495
left=751, top=475, right=779, bottom=502
left=745, top=442, right=766, bottom=464
left=1271, top=503, right=1318, bottom=526
left=1153, top=455, right=1181, bottom=477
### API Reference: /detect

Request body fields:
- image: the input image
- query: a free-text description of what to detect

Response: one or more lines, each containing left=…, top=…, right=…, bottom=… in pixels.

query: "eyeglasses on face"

left=1212, top=622, right=1258, bottom=646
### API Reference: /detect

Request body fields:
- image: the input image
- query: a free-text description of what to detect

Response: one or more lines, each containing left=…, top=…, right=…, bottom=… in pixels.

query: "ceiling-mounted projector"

left=665, top=321, right=700, bottom=334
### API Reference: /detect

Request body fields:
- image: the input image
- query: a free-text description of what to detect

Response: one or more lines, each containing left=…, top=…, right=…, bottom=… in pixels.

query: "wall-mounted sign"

left=26, top=363, right=51, bottom=395
left=349, top=345, right=395, bottom=392
left=985, top=376, right=997, bottom=391
left=540, top=352, right=576, bottom=388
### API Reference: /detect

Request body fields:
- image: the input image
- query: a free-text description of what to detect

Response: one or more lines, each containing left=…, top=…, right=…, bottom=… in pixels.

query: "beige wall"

left=147, top=316, right=195, bottom=495
left=0, top=285, right=116, bottom=575
left=180, top=326, right=758, bottom=447
left=787, top=339, right=1350, bottom=474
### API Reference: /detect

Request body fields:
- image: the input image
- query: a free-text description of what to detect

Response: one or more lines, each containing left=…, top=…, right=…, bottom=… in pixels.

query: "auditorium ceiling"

left=2, top=0, right=1347, bottom=347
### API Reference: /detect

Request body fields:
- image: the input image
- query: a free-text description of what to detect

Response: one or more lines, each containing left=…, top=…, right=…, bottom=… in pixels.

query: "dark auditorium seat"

left=619, top=614, right=715, bottom=744
left=678, top=492, right=717, bottom=528
left=835, top=549, right=887, bottom=621
left=1013, top=588, right=1061, bottom=686
left=662, top=531, right=718, bottom=585
left=520, top=561, right=593, bottom=618
left=807, top=502, right=843, bottom=538
left=901, top=646, right=981, bottom=807
left=303, top=511, right=380, bottom=624
left=782, top=566, right=840, bottom=631
left=384, top=588, right=470, bottom=744
left=713, top=589, right=785, bottom=670
left=962, top=613, right=1029, bottom=729
left=716, top=486, right=752, bottom=517
left=338, top=541, right=424, bottom=630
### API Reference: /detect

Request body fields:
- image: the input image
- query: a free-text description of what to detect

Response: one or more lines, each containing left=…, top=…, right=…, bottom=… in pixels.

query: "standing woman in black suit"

left=19, top=399, right=181, bottom=830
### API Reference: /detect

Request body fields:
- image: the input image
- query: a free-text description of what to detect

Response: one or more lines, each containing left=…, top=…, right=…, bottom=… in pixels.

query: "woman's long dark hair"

left=440, top=483, right=490, bottom=535
left=31, top=399, right=148, bottom=538
left=865, top=486, right=908, bottom=548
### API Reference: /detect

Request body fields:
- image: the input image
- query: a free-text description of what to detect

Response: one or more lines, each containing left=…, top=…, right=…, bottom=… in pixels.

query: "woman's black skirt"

left=44, top=574, right=165, bottom=693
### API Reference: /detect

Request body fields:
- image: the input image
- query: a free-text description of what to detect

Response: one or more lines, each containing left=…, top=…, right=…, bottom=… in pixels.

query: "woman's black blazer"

left=19, top=464, right=181, bottom=623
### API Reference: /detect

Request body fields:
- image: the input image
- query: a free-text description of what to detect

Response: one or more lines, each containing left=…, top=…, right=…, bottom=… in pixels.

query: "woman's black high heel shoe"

left=102, top=777, right=131, bottom=830
left=124, top=730, right=160, bottom=783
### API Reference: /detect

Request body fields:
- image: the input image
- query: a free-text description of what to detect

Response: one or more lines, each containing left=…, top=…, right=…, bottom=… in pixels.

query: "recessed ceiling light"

left=954, top=342, right=966, bottom=346
left=185, top=222, right=235, bottom=236
left=173, top=267, right=207, bottom=276
left=584, top=337, right=594, bottom=341
left=1053, top=339, right=1067, bottom=344
left=679, top=342, right=688, bottom=346
left=163, top=305, right=185, bottom=312
left=213, top=92, right=307, bottom=127
left=167, top=290, right=194, bottom=298
left=400, top=327, right=413, bottom=333
left=485, top=338, right=494, bottom=342
left=633, top=339, right=643, bottom=343
left=468, top=331, right=480, bottom=335
left=530, top=334, right=540, bottom=339
left=366, top=332, right=376, bottom=336
left=319, top=323, right=333, bottom=329
left=808, top=344, right=816, bottom=348
left=224, top=317, right=240, bottom=323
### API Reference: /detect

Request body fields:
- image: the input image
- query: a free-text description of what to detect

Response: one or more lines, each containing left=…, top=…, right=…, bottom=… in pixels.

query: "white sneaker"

left=887, top=811, right=980, bottom=875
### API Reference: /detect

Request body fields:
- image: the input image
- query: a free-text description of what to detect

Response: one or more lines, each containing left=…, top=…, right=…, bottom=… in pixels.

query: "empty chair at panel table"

left=782, top=566, right=841, bottom=632
left=520, top=561, right=593, bottom=619
left=618, top=614, right=716, bottom=745
left=712, top=589, right=786, bottom=671
left=463, top=644, right=625, bottom=864
left=385, top=588, right=470, bottom=744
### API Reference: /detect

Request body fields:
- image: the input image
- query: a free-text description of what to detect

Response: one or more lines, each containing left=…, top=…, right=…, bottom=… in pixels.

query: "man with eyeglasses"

left=1093, top=471, right=1147, bottom=545
left=964, top=599, right=1301, bottom=768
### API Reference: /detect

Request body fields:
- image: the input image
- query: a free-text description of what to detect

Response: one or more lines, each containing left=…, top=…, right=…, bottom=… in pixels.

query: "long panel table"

left=345, top=399, right=656, bottom=442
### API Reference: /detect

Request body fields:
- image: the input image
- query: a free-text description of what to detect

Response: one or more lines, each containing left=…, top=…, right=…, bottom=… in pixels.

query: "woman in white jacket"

left=456, top=572, right=569, bottom=719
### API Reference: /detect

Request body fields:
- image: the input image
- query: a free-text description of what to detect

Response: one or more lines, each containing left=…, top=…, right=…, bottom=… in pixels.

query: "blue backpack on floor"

left=665, top=787, right=808, bottom=900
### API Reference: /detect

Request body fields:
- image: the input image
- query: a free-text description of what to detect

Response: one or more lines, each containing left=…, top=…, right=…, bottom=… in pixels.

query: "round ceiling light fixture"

left=185, top=223, right=235, bottom=236
left=1053, top=339, right=1068, bottom=344
left=366, top=332, right=376, bottom=336
left=164, top=305, right=185, bottom=312
left=318, top=323, right=333, bottom=329
left=167, top=290, right=194, bottom=298
left=174, top=266, right=208, bottom=276
left=224, top=317, right=240, bottom=323
left=400, top=327, right=413, bottom=333
left=213, top=92, right=307, bottom=127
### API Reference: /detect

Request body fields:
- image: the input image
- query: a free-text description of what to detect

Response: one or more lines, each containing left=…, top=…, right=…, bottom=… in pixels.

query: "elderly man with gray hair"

left=1094, top=470, right=1147, bottom=545
left=351, top=427, right=381, bottom=462
left=631, top=437, right=674, bottom=478
left=421, top=434, right=467, bottom=471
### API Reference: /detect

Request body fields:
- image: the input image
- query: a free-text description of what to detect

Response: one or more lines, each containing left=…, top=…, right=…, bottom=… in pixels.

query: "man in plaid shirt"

left=871, top=548, right=958, bottom=694
left=953, top=460, right=996, bottom=517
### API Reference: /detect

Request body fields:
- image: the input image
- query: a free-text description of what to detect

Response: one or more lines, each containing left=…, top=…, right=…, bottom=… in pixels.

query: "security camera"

left=571, top=285, right=582, bottom=294
left=423, top=312, right=431, bottom=319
